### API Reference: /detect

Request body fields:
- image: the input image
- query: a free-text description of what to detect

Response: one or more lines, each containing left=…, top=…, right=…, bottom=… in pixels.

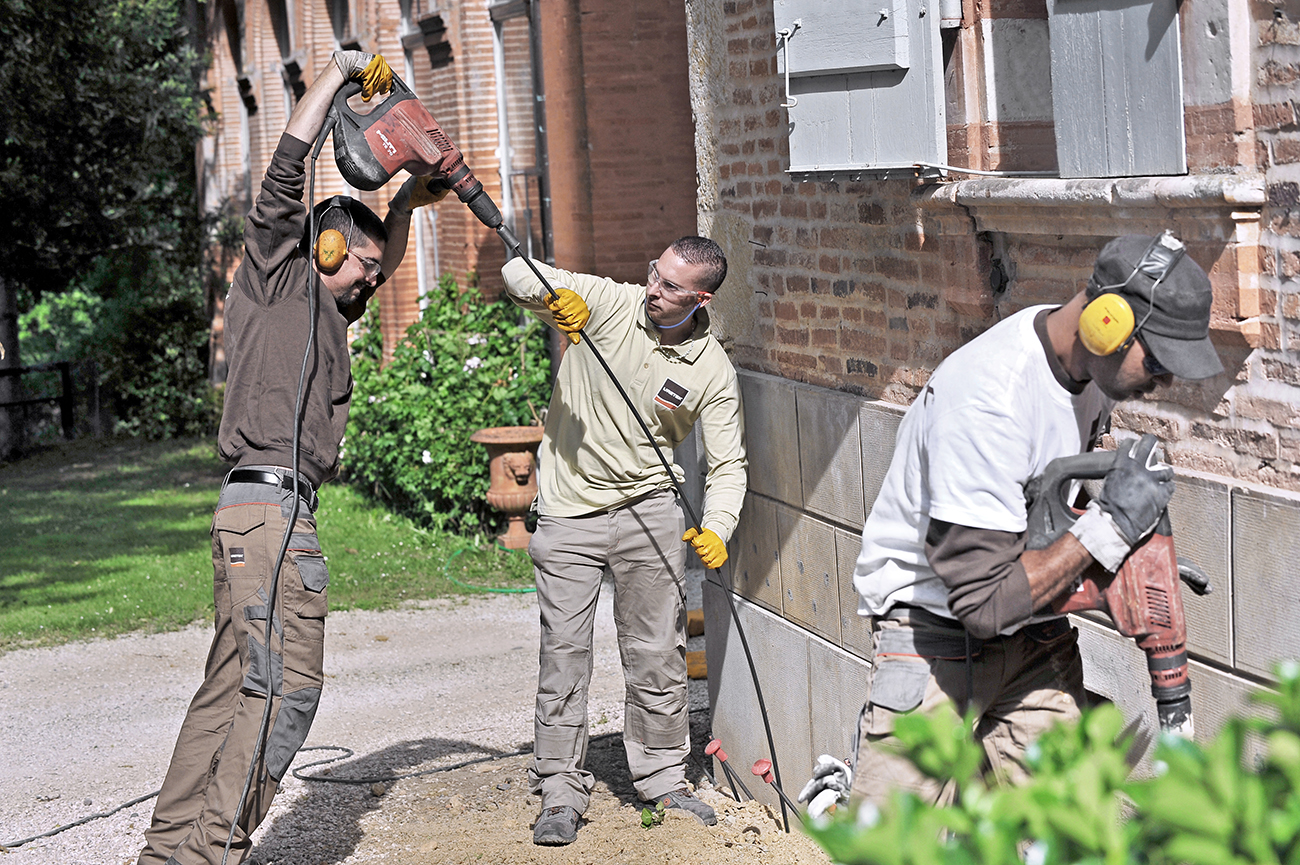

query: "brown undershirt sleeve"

left=925, top=519, right=1034, bottom=639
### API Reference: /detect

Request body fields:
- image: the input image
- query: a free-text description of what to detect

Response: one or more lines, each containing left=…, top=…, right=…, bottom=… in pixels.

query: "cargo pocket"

left=869, top=656, right=932, bottom=713
left=214, top=505, right=268, bottom=604
left=288, top=532, right=329, bottom=619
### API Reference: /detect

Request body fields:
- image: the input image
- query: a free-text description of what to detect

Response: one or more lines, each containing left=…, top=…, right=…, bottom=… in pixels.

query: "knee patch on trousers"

left=265, top=687, right=321, bottom=780
left=622, top=647, right=688, bottom=748
left=243, top=635, right=284, bottom=697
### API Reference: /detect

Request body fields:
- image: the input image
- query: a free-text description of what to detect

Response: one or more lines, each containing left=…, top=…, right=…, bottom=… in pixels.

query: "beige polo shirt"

left=502, top=257, right=747, bottom=541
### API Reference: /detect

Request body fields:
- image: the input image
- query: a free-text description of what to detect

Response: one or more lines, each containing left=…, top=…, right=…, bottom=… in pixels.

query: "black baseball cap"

left=1087, top=234, right=1224, bottom=380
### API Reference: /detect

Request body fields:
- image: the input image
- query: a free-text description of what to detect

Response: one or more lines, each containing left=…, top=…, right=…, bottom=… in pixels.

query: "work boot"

left=653, top=788, right=717, bottom=826
left=533, top=805, right=580, bottom=845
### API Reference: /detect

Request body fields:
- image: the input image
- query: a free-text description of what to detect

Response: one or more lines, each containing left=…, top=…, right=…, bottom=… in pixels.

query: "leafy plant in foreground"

left=808, top=663, right=1300, bottom=865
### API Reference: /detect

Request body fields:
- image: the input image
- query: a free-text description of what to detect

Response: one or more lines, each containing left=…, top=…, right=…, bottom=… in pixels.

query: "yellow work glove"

left=683, top=528, right=728, bottom=569
left=333, top=50, right=393, bottom=101
left=389, top=174, right=450, bottom=217
left=544, top=285, right=589, bottom=344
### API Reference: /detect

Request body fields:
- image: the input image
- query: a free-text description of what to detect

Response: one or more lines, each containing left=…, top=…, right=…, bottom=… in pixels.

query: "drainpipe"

left=536, top=0, right=595, bottom=275
left=491, top=15, right=517, bottom=246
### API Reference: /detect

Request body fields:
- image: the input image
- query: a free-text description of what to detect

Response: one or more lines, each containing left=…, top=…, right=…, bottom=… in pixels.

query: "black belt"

left=227, top=468, right=318, bottom=508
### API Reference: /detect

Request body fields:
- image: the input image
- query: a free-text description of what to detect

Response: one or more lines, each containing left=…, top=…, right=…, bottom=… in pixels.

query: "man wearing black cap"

left=822, top=232, right=1224, bottom=809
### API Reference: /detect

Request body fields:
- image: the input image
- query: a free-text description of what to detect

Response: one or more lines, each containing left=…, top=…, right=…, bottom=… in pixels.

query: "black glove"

left=1095, top=434, right=1174, bottom=545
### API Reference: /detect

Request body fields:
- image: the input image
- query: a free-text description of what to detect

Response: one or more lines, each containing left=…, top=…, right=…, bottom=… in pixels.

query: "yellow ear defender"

left=1078, top=292, right=1136, bottom=356
left=312, top=197, right=356, bottom=274
left=314, top=228, right=348, bottom=273
left=1079, top=231, right=1186, bottom=357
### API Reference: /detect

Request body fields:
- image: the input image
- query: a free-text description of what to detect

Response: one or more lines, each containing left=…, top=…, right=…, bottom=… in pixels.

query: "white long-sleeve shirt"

left=502, top=257, right=747, bottom=541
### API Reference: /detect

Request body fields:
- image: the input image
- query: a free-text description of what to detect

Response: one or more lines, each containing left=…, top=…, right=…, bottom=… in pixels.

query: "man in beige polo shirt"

left=502, top=236, right=747, bottom=845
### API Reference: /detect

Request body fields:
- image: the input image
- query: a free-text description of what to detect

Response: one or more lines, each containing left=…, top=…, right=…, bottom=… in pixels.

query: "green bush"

left=344, top=273, right=551, bottom=534
left=808, top=663, right=1300, bottom=865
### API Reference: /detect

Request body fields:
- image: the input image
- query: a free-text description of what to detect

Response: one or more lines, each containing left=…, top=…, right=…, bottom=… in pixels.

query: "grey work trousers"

left=139, top=471, right=328, bottom=865
left=851, top=610, right=1085, bottom=808
left=527, top=489, right=690, bottom=813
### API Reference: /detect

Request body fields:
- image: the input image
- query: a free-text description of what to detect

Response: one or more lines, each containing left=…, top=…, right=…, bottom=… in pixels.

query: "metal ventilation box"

left=775, top=0, right=945, bottom=180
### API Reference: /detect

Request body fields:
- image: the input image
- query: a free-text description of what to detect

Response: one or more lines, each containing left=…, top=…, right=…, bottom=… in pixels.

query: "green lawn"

left=0, top=437, right=535, bottom=653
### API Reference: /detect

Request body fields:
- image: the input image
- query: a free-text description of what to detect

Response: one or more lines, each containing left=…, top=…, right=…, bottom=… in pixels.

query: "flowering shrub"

left=344, top=273, right=551, bottom=533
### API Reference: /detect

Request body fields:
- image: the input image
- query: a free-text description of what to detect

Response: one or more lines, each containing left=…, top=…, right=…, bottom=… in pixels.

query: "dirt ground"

left=278, top=737, right=829, bottom=865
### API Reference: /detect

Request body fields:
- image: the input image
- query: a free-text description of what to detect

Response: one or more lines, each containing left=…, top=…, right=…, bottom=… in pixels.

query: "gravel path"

left=0, top=592, right=624, bottom=862
left=0, top=585, right=789, bottom=865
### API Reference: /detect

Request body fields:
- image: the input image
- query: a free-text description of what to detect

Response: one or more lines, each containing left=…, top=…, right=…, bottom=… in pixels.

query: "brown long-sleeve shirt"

left=217, top=133, right=369, bottom=488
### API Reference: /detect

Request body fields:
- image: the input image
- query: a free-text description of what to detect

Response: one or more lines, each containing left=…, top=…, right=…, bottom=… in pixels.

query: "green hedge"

left=344, top=274, right=551, bottom=534
left=809, top=663, right=1300, bottom=865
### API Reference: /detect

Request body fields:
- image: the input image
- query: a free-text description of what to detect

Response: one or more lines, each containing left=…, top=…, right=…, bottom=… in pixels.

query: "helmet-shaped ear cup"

left=315, top=228, right=348, bottom=273
left=1079, top=292, right=1135, bottom=356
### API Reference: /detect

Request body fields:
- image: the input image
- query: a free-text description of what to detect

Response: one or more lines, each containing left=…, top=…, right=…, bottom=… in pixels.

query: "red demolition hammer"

left=1025, top=448, right=1211, bottom=737
left=326, top=75, right=511, bottom=239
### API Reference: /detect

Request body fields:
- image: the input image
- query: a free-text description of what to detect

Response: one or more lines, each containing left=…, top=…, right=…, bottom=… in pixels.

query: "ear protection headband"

left=313, top=196, right=356, bottom=274
left=1078, top=231, right=1186, bottom=356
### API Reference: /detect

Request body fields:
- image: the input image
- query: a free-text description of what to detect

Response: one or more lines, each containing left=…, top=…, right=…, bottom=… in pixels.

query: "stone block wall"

left=704, top=369, right=1300, bottom=812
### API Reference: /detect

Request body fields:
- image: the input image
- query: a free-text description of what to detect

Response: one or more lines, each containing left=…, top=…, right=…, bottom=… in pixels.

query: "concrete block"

left=835, top=527, right=875, bottom=659
left=739, top=371, right=802, bottom=507
left=796, top=386, right=866, bottom=528
left=1166, top=471, right=1232, bottom=666
left=704, top=585, right=811, bottom=819
left=728, top=493, right=783, bottom=614
left=859, top=401, right=905, bottom=517
left=808, top=637, right=872, bottom=762
left=1232, top=485, right=1300, bottom=680
left=777, top=508, right=842, bottom=643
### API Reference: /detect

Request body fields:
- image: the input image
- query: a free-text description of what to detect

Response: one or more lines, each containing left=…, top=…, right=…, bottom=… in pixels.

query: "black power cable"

left=221, top=124, right=333, bottom=865
left=491, top=226, right=793, bottom=832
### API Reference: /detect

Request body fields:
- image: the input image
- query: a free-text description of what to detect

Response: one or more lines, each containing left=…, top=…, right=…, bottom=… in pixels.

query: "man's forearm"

left=381, top=207, right=412, bottom=278
left=285, top=63, right=346, bottom=146
left=1023, top=532, right=1095, bottom=611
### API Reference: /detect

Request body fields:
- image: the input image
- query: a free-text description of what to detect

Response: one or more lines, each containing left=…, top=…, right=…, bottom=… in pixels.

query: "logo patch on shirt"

left=229, top=547, right=246, bottom=567
left=654, top=378, right=689, bottom=410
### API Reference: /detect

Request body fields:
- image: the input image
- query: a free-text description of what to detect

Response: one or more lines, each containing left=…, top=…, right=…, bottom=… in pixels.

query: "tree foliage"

left=0, top=0, right=212, bottom=442
left=0, top=0, right=207, bottom=290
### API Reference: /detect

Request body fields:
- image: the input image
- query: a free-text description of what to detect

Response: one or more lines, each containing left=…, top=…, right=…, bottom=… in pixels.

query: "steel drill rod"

left=706, top=739, right=755, bottom=801
left=493, top=226, right=791, bottom=832
left=752, top=759, right=805, bottom=826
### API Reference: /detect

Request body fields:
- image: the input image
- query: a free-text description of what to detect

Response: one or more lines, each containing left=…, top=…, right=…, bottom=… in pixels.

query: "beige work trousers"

left=851, top=612, right=1085, bottom=807
left=527, top=490, right=690, bottom=813
left=138, top=475, right=328, bottom=865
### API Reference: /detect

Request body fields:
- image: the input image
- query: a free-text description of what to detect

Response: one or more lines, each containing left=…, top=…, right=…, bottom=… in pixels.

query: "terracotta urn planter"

left=470, top=425, right=545, bottom=549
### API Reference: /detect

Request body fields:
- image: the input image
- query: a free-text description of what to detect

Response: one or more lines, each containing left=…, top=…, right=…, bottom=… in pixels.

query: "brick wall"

left=203, top=0, right=699, bottom=366
left=690, top=0, right=1297, bottom=491
left=1257, top=2, right=1300, bottom=473
left=578, top=0, right=700, bottom=281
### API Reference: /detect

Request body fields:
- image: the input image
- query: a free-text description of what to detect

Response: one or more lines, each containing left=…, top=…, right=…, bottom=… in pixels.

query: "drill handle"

left=1024, top=450, right=1115, bottom=551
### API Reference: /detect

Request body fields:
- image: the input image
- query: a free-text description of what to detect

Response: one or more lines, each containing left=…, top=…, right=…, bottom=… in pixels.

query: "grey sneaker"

left=653, top=788, right=717, bottom=826
left=533, top=805, right=580, bottom=845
